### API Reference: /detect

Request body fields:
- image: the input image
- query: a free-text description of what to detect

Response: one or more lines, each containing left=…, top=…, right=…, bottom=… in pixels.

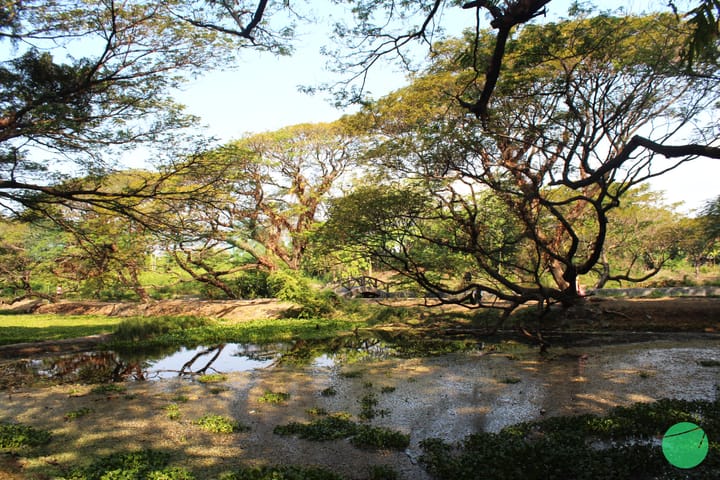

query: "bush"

left=267, top=270, right=335, bottom=318
left=220, top=465, right=343, bottom=480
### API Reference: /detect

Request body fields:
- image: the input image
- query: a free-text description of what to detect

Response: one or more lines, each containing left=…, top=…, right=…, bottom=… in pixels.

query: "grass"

left=66, top=449, right=192, bottom=480
left=197, top=373, right=227, bottom=384
left=0, top=314, right=123, bottom=345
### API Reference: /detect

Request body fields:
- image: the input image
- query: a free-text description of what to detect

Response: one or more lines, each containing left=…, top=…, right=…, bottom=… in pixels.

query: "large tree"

left=0, top=0, right=251, bottom=220
left=161, top=121, right=359, bottom=297
left=325, top=12, right=720, bottom=321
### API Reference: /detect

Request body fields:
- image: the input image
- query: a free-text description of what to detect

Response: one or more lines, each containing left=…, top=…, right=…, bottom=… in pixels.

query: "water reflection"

left=0, top=335, right=432, bottom=388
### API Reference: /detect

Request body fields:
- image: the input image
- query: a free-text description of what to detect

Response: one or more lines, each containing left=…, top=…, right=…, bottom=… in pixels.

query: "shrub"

left=267, top=270, right=335, bottom=318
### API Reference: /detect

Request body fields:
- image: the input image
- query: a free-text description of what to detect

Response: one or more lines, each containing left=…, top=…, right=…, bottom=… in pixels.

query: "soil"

left=1, top=296, right=720, bottom=479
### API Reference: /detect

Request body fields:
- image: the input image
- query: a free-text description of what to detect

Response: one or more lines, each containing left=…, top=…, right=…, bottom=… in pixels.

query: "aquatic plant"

left=196, top=373, right=227, bottom=383
left=273, top=414, right=409, bottom=451
left=164, top=404, right=182, bottom=421
left=193, top=414, right=248, bottom=434
left=220, top=465, right=343, bottom=480
left=419, top=398, right=720, bottom=479
left=258, top=391, right=290, bottom=404
left=65, top=449, right=193, bottom=480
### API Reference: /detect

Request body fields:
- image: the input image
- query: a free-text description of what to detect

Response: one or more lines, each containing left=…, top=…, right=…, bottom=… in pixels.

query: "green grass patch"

left=0, top=421, right=52, bottom=448
left=193, top=414, right=248, bottom=434
left=258, top=390, right=291, bottom=404
left=0, top=314, right=122, bottom=345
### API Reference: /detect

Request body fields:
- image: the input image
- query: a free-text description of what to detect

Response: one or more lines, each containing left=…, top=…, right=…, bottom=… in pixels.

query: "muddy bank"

left=10, top=298, right=299, bottom=320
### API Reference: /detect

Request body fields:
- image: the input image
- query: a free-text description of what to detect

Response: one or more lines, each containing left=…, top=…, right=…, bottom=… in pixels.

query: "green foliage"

left=219, top=465, right=343, bottom=480
left=64, top=449, right=193, bottom=480
left=258, top=390, right=291, bottom=404
left=0, top=421, right=51, bottom=448
left=193, top=414, right=248, bottom=434
left=267, top=270, right=335, bottom=318
left=320, top=386, right=338, bottom=397
left=420, top=398, right=720, bottom=479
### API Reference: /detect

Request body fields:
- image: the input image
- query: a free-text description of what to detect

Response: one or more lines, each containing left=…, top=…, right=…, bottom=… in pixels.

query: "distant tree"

left=0, top=218, right=67, bottom=302
left=162, top=122, right=359, bottom=297
left=592, top=187, right=682, bottom=288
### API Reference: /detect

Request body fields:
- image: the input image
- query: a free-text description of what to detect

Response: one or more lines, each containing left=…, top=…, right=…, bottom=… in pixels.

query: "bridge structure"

left=332, top=276, right=391, bottom=298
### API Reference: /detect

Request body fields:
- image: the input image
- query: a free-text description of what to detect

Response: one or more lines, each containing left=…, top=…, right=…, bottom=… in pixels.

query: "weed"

left=164, top=403, right=182, bottom=421
left=362, top=381, right=374, bottom=389
left=193, top=414, right=248, bottom=434
left=197, top=373, right=227, bottom=383
left=340, top=370, right=362, bottom=379
left=90, top=383, right=127, bottom=395
left=209, top=386, right=228, bottom=395
left=0, top=421, right=51, bottom=448
left=320, top=386, right=337, bottom=397
left=172, top=394, right=190, bottom=403
left=64, top=407, right=93, bottom=421
left=380, top=386, right=396, bottom=394
left=258, top=391, right=290, bottom=404
left=306, top=407, right=328, bottom=416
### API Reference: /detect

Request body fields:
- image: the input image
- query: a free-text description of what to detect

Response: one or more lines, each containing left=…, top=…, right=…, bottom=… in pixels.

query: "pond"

left=2, top=333, right=719, bottom=434
left=1, top=332, right=719, bottom=479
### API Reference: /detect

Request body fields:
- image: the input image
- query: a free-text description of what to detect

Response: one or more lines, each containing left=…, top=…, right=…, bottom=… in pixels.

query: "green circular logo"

left=661, top=422, right=709, bottom=469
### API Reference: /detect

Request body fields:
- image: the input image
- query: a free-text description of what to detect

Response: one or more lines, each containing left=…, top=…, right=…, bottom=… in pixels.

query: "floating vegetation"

left=66, top=449, right=192, bottom=480
left=193, top=414, right=248, bottom=434
left=420, top=398, right=720, bottom=479
left=197, top=373, right=227, bottom=383
left=258, top=391, right=291, bottom=404
left=273, top=414, right=409, bottom=451
left=220, top=465, right=343, bottom=480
